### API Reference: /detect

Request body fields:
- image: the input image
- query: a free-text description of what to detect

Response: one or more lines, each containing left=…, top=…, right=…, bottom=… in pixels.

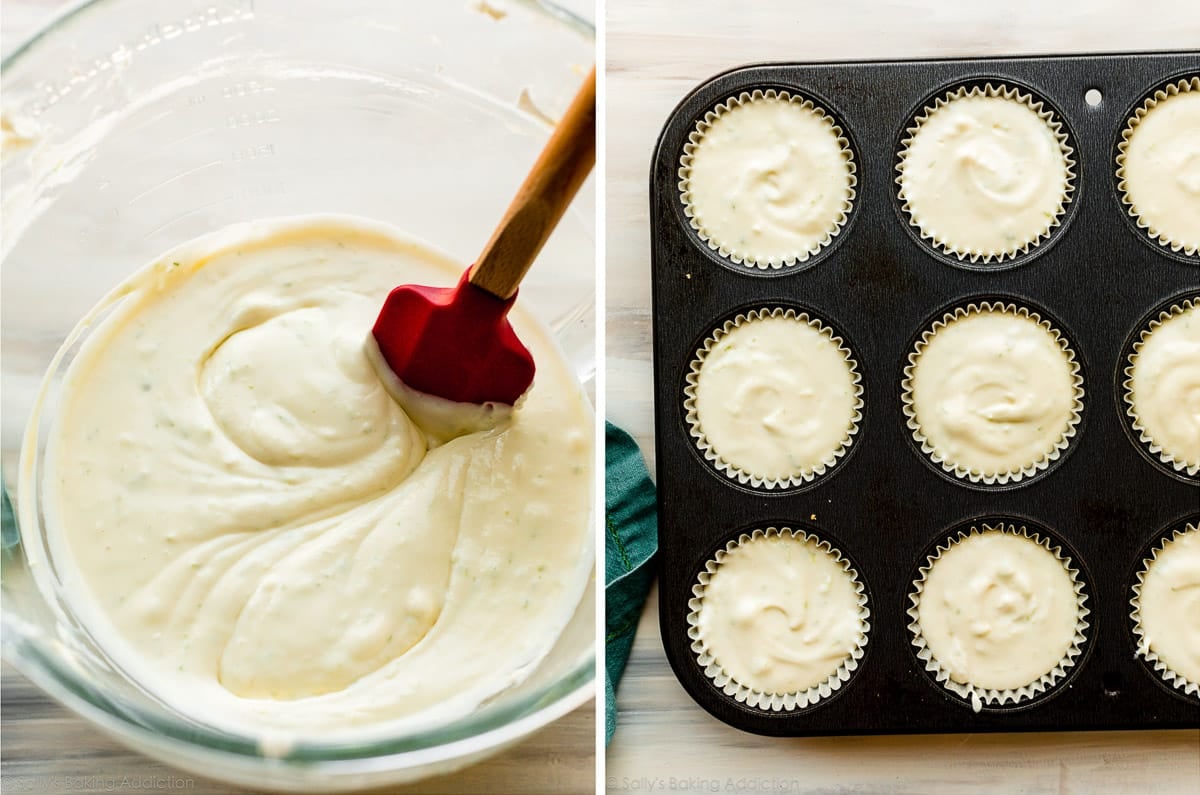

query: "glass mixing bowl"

left=0, top=0, right=595, bottom=790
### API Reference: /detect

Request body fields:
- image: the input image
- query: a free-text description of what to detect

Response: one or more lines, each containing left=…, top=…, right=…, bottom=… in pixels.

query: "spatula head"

left=371, top=267, right=535, bottom=406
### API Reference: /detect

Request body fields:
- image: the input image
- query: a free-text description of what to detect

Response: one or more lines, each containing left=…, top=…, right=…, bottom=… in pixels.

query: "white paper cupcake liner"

left=1131, top=522, right=1200, bottom=698
left=1116, top=76, right=1200, bottom=258
left=1123, top=296, right=1200, bottom=477
left=684, top=307, right=864, bottom=490
left=901, top=301, right=1085, bottom=485
left=896, top=83, right=1076, bottom=263
left=907, top=522, right=1090, bottom=712
left=687, top=527, right=870, bottom=711
left=678, top=89, right=857, bottom=269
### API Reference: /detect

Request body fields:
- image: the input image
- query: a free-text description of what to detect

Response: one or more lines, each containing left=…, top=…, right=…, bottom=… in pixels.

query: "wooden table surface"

left=0, top=2, right=595, bottom=793
left=604, top=1, right=1200, bottom=793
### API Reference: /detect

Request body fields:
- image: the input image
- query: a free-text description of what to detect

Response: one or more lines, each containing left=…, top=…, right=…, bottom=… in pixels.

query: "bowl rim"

left=1, top=0, right=595, bottom=70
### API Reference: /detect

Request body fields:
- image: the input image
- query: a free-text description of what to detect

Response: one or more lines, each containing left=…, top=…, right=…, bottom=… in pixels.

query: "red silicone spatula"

left=372, top=67, right=596, bottom=412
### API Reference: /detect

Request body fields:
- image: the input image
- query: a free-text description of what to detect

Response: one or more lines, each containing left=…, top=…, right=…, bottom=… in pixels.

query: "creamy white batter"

left=37, top=217, right=593, bottom=739
left=1136, top=526, right=1200, bottom=689
left=915, top=529, right=1079, bottom=694
left=695, top=531, right=863, bottom=695
left=682, top=92, right=853, bottom=267
left=899, top=91, right=1069, bottom=260
left=690, top=311, right=860, bottom=484
left=908, top=308, right=1078, bottom=480
left=1129, top=302, right=1200, bottom=473
left=1121, top=85, right=1200, bottom=254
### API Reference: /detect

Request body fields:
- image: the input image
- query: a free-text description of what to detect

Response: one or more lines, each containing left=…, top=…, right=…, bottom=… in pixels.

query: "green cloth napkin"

left=604, top=421, right=657, bottom=745
left=2, top=474, right=18, bottom=552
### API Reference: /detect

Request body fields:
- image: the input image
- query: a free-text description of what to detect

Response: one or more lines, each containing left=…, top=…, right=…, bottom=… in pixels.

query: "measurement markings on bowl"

left=23, top=1, right=257, bottom=116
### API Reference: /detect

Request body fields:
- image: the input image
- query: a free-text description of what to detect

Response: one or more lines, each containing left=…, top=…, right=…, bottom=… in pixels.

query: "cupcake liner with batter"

left=1131, top=522, right=1200, bottom=698
left=907, top=523, right=1090, bottom=712
left=896, top=83, right=1076, bottom=264
left=678, top=89, right=856, bottom=269
left=684, top=307, right=864, bottom=490
left=687, top=527, right=870, bottom=712
left=1123, top=296, right=1200, bottom=477
left=1116, top=76, right=1200, bottom=258
left=901, top=302, right=1084, bottom=485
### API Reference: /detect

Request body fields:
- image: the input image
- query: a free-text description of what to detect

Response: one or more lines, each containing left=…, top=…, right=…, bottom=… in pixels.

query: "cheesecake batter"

left=899, top=90, right=1069, bottom=260
left=682, top=92, right=854, bottom=267
left=1128, top=301, right=1200, bottom=473
left=915, top=528, right=1080, bottom=694
left=37, top=217, right=593, bottom=739
left=689, top=310, right=860, bottom=484
left=1121, top=83, right=1200, bottom=255
left=1136, top=526, right=1200, bottom=689
left=694, top=530, right=864, bottom=696
left=908, top=307, right=1079, bottom=480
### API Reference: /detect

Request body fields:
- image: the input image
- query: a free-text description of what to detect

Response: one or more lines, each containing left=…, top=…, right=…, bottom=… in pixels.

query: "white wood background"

left=0, top=3, right=594, bottom=794
left=605, top=1, right=1200, bottom=793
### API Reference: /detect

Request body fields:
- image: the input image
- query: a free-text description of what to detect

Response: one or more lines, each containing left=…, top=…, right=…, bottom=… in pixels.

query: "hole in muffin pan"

left=1085, top=88, right=1104, bottom=107
left=1125, top=513, right=1200, bottom=705
left=671, top=82, right=863, bottom=278
left=650, top=52, right=1200, bottom=737
left=1112, top=71, right=1200, bottom=265
left=890, top=75, right=1082, bottom=274
left=899, top=294, right=1090, bottom=492
left=1115, top=290, right=1200, bottom=486
left=678, top=301, right=866, bottom=495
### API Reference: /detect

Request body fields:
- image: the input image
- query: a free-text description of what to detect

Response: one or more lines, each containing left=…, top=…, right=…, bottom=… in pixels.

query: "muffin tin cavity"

left=683, top=306, right=863, bottom=491
left=902, top=299, right=1085, bottom=488
left=676, top=87, right=860, bottom=275
left=679, top=89, right=857, bottom=270
left=1119, top=292, right=1200, bottom=483
left=651, top=52, right=1200, bottom=737
left=1115, top=74, right=1200, bottom=261
left=896, top=81, right=1077, bottom=268
left=687, top=526, right=870, bottom=712
left=907, top=520, right=1090, bottom=713
left=1129, top=515, right=1200, bottom=701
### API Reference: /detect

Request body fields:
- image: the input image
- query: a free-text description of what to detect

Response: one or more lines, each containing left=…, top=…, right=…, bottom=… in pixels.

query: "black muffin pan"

left=649, top=52, right=1200, bottom=736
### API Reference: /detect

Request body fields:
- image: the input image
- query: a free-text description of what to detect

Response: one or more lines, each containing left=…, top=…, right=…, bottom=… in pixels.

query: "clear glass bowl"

left=0, top=1, right=595, bottom=790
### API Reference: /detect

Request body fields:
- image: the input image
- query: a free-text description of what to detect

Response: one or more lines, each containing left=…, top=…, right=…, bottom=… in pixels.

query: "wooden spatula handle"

left=469, top=67, right=596, bottom=300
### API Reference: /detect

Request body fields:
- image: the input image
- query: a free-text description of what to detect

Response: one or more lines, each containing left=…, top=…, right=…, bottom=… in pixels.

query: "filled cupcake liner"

left=1130, top=522, right=1200, bottom=698
left=907, top=523, right=1090, bottom=712
left=1123, top=296, right=1200, bottom=477
left=687, top=527, right=870, bottom=712
left=895, top=83, right=1076, bottom=264
left=901, top=301, right=1085, bottom=485
left=684, top=307, right=864, bottom=490
left=678, top=89, right=857, bottom=269
left=1116, top=76, right=1200, bottom=258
